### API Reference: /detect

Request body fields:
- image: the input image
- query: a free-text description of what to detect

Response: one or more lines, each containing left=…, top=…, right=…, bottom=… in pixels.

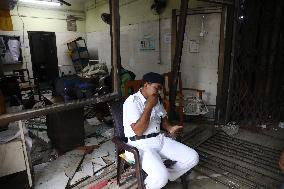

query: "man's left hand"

left=169, top=125, right=183, bottom=136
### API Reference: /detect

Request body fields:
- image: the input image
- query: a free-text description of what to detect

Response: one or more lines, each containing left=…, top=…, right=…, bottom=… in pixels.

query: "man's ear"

left=143, top=82, right=148, bottom=88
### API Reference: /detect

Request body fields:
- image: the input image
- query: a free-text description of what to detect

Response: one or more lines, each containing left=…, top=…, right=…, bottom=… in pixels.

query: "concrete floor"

left=164, top=122, right=284, bottom=189
left=1, top=122, right=283, bottom=189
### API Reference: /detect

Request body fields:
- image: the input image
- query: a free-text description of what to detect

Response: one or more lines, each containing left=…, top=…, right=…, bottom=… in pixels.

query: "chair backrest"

left=108, top=99, right=125, bottom=138
left=162, top=72, right=183, bottom=99
left=124, top=80, right=143, bottom=98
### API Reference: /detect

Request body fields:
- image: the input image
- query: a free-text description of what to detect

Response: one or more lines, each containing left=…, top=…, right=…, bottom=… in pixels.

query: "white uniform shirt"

left=123, top=89, right=167, bottom=138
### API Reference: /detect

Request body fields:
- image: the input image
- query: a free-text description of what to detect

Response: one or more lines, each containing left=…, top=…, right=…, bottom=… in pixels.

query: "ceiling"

left=0, top=0, right=90, bottom=11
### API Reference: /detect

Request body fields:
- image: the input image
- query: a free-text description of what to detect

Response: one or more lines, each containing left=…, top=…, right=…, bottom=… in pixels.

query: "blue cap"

left=142, top=72, right=164, bottom=85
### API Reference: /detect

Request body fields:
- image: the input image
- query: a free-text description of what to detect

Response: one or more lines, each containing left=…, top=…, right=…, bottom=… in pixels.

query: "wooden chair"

left=162, top=72, right=205, bottom=124
left=124, top=80, right=143, bottom=98
left=109, top=99, right=190, bottom=189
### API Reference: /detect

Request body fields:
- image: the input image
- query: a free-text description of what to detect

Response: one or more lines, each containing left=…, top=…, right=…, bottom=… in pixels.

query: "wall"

left=85, top=0, right=213, bottom=32
left=85, top=0, right=220, bottom=105
left=181, top=13, right=221, bottom=105
left=1, top=5, right=86, bottom=76
left=1, top=0, right=221, bottom=106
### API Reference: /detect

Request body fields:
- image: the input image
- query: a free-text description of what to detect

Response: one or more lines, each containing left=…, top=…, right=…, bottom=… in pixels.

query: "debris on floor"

left=256, top=124, right=267, bottom=129
left=221, top=122, right=239, bottom=135
left=34, top=149, right=85, bottom=189
left=30, top=118, right=116, bottom=189
left=278, top=122, right=284, bottom=129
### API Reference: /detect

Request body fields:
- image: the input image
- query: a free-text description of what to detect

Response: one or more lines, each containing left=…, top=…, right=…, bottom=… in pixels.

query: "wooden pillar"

left=169, top=0, right=189, bottom=121
left=171, top=9, right=177, bottom=71
left=110, top=0, right=121, bottom=95
left=215, top=6, right=226, bottom=123
left=225, top=0, right=240, bottom=123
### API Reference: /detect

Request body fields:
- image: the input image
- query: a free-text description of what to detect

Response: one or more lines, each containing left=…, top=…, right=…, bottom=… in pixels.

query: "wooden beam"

left=225, top=0, right=240, bottom=123
left=175, top=6, right=222, bottom=16
left=215, top=6, right=226, bottom=123
left=197, top=0, right=233, bottom=5
left=171, top=9, right=177, bottom=71
left=169, top=0, right=189, bottom=121
left=110, top=0, right=121, bottom=95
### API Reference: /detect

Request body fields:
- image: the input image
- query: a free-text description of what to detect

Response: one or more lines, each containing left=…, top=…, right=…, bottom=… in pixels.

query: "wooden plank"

left=169, top=0, right=189, bottom=120
left=19, top=121, right=33, bottom=187
left=215, top=6, right=226, bottom=123
left=171, top=9, right=177, bottom=71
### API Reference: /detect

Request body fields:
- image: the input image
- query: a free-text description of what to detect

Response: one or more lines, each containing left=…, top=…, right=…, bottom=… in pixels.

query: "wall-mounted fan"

left=151, top=0, right=167, bottom=15
left=57, top=0, right=71, bottom=6
left=101, top=13, right=111, bottom=25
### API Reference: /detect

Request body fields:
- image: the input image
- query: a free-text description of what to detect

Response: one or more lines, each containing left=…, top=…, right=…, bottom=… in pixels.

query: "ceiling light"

left=19, top=0, right=61, bottom=7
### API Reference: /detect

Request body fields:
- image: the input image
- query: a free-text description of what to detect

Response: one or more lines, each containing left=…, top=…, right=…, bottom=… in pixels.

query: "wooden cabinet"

left=0, top=121, right=32, bottom=187
left=0, top=139, right=27, bottom=177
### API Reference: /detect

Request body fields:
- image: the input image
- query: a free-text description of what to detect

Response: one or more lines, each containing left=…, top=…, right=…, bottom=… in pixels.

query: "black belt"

left=129, top=133, right=159, bottom=141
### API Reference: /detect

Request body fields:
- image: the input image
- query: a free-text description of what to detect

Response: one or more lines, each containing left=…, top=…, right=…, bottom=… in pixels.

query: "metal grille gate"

left=226, top=0, right=284, bottom=125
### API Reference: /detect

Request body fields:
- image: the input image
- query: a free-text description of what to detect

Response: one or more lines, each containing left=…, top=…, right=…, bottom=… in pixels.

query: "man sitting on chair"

left=123, top=72, right=199, bottom=189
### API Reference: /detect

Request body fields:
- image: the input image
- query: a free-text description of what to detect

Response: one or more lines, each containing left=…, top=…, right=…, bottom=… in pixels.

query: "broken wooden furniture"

left=0, top=121, right=33, bottom=187
left=13, top=69, right=34, bottom=99
left=124, top=80, right=143, bottom=98
left=67, top=37, right=90, bottom=73
left=109, top=99, right=190, bottom=189
left=162, top=71, right=205, bottom=124
left=0, top=75, right=22, bottom=104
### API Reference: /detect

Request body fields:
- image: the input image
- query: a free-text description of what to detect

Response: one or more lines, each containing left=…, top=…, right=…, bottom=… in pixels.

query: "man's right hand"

left=146, top=94, right=158, bottom=109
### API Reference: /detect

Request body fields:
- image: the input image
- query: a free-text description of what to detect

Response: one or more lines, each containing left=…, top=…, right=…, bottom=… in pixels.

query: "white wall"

left=0, top=31, right=85, bottom=76
left=1, top=2, right=221, bottom=106
left=86, top=13, right=221, bottom=105
left=181, top=13, right=221, bottom=105
left=1, top=6, right=86, bottom=76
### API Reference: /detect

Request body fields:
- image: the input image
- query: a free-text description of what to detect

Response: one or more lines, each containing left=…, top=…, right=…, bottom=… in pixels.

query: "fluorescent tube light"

left=19, top=0, right=61, bottom=7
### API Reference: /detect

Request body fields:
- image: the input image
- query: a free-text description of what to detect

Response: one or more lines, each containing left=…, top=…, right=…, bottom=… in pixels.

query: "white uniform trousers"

left=127, top=133, right=199, bottom=189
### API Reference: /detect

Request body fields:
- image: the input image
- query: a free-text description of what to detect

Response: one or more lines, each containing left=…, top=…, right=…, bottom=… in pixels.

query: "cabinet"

left=67, top=37, right=90, bottom=73
left=0, top=121, right=32, bottom=187
left=46, top=107, right=84, bottom=153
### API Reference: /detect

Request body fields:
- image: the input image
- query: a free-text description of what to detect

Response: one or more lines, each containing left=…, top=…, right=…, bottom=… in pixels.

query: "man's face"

left=144, top=82, right=163, bottom=96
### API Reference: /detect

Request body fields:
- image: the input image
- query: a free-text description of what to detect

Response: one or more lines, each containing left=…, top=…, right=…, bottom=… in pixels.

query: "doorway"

left=28, top=31, right=59, bottom=91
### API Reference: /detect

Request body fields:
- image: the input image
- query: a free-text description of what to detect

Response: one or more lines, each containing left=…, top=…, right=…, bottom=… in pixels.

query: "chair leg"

left=135, top=164, right=145, bottom=189
left=181, top=170, right=191, bottom=189
left=117, top=157, right=124, bottom=186
left=181, top=174, right=188, bottom=189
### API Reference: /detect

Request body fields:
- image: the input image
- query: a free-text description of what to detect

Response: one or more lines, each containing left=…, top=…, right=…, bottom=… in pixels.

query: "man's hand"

left=169, top=125, right=183, bottom=136
left=146, top=94, right=158, bottom=109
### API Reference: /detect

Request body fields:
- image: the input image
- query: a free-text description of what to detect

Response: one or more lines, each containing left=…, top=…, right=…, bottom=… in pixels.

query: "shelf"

left=77, top=47, right=88, bottom=52
left=2, top=62, right=23, bottom=65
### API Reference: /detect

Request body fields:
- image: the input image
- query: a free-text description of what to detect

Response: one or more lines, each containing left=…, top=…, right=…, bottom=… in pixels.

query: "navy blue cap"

left=142, top=72, right=164, bottom=85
